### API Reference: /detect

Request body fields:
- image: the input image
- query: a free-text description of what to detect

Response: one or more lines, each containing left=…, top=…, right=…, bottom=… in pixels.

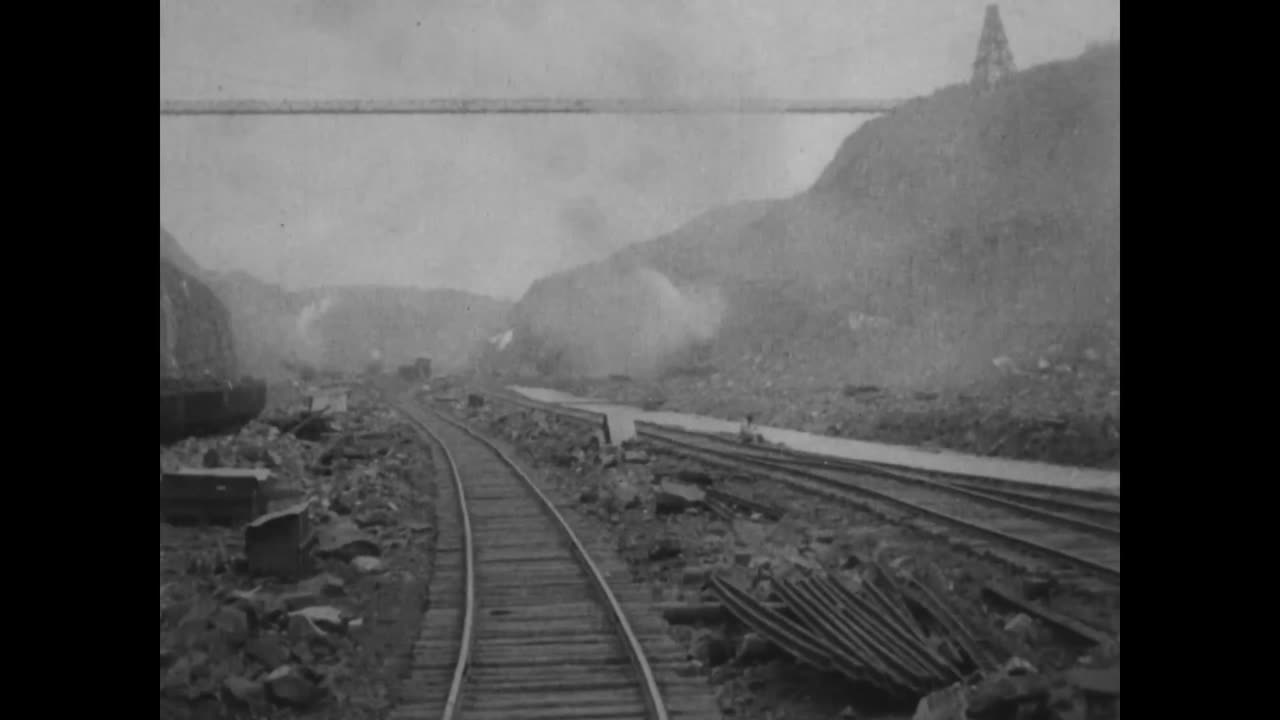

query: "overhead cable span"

left=160, top=97, right=905, bottom=116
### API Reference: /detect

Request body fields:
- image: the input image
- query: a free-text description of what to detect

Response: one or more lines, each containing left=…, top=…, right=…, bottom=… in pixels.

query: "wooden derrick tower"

left=972, top=4, right=1016, bottom=94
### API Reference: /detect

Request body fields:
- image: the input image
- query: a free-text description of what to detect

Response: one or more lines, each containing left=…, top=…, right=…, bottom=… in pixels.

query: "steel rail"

left=160, top=97, right=904, bottom=116
left=639, top=424, right=1120, bottom=539
left=478, top=389, right=1118, bottom=528
left=638, top=420, right=1120, bottom=507
left=388, top=396, right=475, bottom=720
left=484, top=390, right=1118, bottom=507
left=467, top=390, right=1120, bottom=579
left=415, top=400, right=670, bottom=720
left=642, top=431, right=1120, bottom=581
left=947, top=481, right=1118, bottom=514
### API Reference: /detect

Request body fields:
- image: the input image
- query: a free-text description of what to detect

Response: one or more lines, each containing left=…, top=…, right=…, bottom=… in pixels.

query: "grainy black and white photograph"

left=159, top=2, right=1120, bottom=719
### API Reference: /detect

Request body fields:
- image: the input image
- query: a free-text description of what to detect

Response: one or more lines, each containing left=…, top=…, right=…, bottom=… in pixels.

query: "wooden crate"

left=308, top=386, right=350, bottom=414
left=244, top=501, right=316, bottom=580
left=159, top=468, right=270, bottom=526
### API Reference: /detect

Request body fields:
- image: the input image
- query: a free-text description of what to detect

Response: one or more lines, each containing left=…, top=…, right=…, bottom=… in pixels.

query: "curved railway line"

left=471, top=389, right=1120, bottom=586
left=388, top=392, right=717, bottom=720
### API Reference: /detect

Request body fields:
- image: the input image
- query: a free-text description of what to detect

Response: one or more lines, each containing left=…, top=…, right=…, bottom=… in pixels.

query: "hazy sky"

left=160, top=0, right=1119, bottom=300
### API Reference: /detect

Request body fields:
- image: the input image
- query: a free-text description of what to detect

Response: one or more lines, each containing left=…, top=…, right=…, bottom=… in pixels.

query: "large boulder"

left=160, top=245, right=238, bottom=380
left=161, top=225, right=239, bottom=381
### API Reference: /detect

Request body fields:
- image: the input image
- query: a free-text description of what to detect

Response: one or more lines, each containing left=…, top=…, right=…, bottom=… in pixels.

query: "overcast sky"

left=160, top=0, right=1119, bottom=300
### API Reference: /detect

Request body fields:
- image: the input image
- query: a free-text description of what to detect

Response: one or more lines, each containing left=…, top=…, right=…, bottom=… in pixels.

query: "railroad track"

left=480, top=391, right=1119, bottom=517
left=640, top=424, right=1120, bottom=533
left=389, top=393, right=717, bottom=720
left=631, top=420, right=1121, bottom=503
left=471, top=389, right=1120, bottom=587
left=639, top=430, right=1120, bottom=583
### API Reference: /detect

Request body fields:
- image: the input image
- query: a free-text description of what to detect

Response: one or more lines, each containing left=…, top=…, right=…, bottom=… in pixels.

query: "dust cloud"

left=508, top=18, right=780, bottom=366
left=293, top=295, right=337, bottom=366
left=520, top=266, right=725, bottom=378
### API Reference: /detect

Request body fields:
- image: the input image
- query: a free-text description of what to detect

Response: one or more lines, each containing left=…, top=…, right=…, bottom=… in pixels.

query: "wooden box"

left=244, top=501, right=317, bottom=580
left=159, top=468, right=270, bottom=526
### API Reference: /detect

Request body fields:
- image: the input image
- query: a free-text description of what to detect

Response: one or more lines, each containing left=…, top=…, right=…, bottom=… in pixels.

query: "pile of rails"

left=710, top=562, right=1120, bottom=718
left=710, top=561, right=1004, bottom=700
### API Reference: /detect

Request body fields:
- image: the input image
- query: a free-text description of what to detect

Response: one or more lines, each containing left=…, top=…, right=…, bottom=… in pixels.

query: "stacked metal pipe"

left=710, top=565, right=1007, bottom=699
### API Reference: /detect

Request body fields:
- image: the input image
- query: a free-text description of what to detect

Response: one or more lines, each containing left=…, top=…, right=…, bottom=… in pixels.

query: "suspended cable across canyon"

left=160, top=97, right=906, bottom=116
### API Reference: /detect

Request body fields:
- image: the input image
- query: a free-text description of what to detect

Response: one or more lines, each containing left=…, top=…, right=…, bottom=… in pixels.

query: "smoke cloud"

left=521, top=266, right=725, bottom=377
left=293, top=295, right=337, bottom=365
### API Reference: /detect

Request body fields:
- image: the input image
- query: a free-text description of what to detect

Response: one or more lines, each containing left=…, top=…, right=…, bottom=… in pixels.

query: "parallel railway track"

left=640, top=430, right=1120, bottom=585
left=389, top=392, right=716, bottom=719
left=473, top=389, right=1120, bottom=586
left=641, top=424, right=1120, bottom=534
left=681, top=431, right=1119, bottom=512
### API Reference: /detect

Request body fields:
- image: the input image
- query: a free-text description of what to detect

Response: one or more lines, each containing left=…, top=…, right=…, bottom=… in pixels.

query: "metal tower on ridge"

left=972, top=4, right=1016, bottom=93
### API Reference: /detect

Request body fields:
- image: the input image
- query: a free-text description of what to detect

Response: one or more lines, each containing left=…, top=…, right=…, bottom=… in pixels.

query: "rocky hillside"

left=160, top=255, right=238, bottom=381
left=496, top=44, right=1120, bottom=397
left=160, top=226, right=511, bottom=379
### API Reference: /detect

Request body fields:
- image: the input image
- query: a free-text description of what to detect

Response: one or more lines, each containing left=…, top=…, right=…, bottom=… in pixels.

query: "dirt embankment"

left=512, top=368, right=1119, bottom=470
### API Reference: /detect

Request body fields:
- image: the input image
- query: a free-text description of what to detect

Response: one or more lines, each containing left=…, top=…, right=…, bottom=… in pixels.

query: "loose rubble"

left=160, top=383, right=438, bottom=720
